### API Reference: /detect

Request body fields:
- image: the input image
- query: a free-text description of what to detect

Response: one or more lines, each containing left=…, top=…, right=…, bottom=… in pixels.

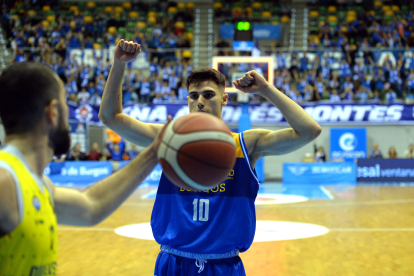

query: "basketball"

left=157, top=113, right=236, bottom=191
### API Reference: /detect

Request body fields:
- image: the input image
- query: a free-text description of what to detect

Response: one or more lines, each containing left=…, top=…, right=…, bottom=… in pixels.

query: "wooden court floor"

left=56, top=184, right=414, bottom=276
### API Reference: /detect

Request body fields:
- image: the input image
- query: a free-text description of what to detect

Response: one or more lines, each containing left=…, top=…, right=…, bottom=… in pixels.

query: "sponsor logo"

left=357, top=164, right=414, bottom=178
left=32, top=196, right=41, bottom=211
left=311, top=166, right=353, bottom=174
left=75, top=104, right=93, bottom=122
left=60, top=166, right=110, bottom=177
left=339, top=132, right=357, bottom=151
left=287, top=166, right=308, bottom=176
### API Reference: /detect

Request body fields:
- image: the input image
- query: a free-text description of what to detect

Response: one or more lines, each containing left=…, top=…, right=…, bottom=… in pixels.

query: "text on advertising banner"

left=69, top=103, right=414, bottom=126
left=283, top=162, right=357, bottom=184
left=44, top=161, right=113, bottom=185
left=357, top=159, right=414, bottom=182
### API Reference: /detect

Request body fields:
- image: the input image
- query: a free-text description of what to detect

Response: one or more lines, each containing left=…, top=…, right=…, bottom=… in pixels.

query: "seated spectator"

left=66, top=76, right=78, bottom=94
left=385, top=88, right=397, bottom=104
left=178, top=82, right=188, bottom=101
left=404, top=144, right=414, bottom=159
left=66, top=143, right=87, bottom=161
left=140, top=77, right=151, bottom=103
left=370, top=143, right=383, bottom=159
left=128, top=144, right=140, bottom=159
left=354, top=86, right=372, bottom=104
left=164, top=89, right=179, bottom=102
left=89, top=92, right=102, bottom=107
left=77, top=87, right=90, bottom=105
left=122, top=86, right=133, bottom=105
left=407, top=70, right=414, bottom=95
left=313, top=141, right=326, bottom=162
left=371, top=90, right=381, bottom=103
left=290, top=89, right=303, bottom=103
left=330, top=89, right=341, bottom=102
left=67, top=94, right=79, bottom=105
left=341, top=87, right=354, bottom=101
left=87, top=143, right=103, bottom=161
left=387, top=147, right=398, bottom=159
left=160, top=80, right=171, bottom=98
left=87, top=81, right=96, bottom=96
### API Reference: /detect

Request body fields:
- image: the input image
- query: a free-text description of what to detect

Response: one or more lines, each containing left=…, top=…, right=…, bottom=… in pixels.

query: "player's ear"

left=45, top=99, right=59, bottom=127
left=222, top=93, right=228, bottom=107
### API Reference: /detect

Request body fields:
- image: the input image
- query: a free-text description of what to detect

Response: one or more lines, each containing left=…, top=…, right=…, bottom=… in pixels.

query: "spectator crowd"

left=1, top=0, right=194, bottom=105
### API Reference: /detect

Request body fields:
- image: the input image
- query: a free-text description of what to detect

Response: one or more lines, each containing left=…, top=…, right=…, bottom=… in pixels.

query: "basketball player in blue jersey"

left=100, top=40, right=322, bottom=275
left=0, top=62, right=170, bottom=275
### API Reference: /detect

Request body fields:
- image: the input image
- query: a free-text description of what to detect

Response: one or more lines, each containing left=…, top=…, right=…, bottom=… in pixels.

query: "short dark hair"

left=186, top=68, right=226, bottom=91
left=0, top=62, right=61, bottom=135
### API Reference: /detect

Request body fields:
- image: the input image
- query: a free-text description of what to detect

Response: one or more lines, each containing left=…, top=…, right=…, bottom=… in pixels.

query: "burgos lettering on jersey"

left=179, top=170, right=234, bottom=193
left=30, top=262, right=57, bottom=276
left=180, top=183, right=226, bottom=193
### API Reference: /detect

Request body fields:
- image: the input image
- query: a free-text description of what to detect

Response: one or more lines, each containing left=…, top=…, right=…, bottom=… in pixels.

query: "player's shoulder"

left=240, top=128, right=274, bottom=156
left=0, top=168, right=15, bottom=188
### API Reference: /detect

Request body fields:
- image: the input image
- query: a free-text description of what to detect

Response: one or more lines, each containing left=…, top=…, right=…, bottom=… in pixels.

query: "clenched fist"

left=232, top=70, right=270, bottom=95
left=114, top=39, right=141, bottom=64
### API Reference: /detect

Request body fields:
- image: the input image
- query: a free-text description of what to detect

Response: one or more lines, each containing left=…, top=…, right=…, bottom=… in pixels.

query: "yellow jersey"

left=0, top=145, right=57, bottom=276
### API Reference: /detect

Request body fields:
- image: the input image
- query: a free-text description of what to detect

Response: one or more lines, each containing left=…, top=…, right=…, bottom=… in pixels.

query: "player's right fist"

left=114, top=39, right=141, bottom=64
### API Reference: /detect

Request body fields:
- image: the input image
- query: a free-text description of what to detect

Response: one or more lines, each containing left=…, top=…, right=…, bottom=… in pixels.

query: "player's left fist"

left=232, top=71, right=270, bottom=95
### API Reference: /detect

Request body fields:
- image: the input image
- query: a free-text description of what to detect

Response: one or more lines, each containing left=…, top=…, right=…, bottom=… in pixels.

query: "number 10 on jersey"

left=193, top=198, right=209, bottom=221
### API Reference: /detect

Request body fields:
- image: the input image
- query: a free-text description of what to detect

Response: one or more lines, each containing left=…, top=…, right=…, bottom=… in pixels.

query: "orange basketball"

left=157, top=113, right=236, bottom=191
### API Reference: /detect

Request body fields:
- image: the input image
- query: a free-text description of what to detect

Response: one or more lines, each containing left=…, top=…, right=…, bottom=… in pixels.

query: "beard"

left=48, top=105, right=71, bottom=158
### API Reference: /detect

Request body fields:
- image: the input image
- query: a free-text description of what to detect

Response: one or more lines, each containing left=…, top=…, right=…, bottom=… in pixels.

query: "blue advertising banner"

left=233, top=41, right=254, bottom=51
left=357, top=159, right=414, bottom=182
left=253, top=25, right=281, bottom=39
left=330, top=128, right=367, bottom=160
left=120, top=162, right=163, bottom=186
left=220, top=24, right=281, bottom=39
left=220, top=24, right=234, bottom=39
left=69, top=103, right=414, bottom=126
left=44, top=161, right=113, bottom=185
left=283, top=162, right=357, bottom=184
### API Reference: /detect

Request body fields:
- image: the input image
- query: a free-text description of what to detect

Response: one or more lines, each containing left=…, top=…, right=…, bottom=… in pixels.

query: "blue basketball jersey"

left=151, top=132, right=260, bottom=254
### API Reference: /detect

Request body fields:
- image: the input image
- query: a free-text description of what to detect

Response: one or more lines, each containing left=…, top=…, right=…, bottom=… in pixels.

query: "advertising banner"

left=44, top=161, right=113, bottom=186
left=68, top=103, right=414, bottom=126
left=357, top=159, right=414, bottom=182
left=330, top=128, right=367, bottom=161
left=220, top=24, right=281, bottom=39
left=283, top=162, right=357, bottom=184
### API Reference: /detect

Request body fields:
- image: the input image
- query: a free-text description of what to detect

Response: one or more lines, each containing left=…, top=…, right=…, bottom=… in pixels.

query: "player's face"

left=187, top=81, right=228, bottom=119
left=49, top=81, right=70, bottom=157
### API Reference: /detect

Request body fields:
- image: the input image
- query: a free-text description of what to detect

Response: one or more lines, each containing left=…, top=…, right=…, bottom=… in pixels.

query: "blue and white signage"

left=330, top=128, right=367, bottom=160
left=68, top=103, right=414, bottom=126
left=44, top=161, right=113, bottom=185
left=220, top=24, right=281, bottom=39
left=233, top=41, right=254, bottom=51
left=357, top=159, right=414, bottom=182
left=283, top=162, right=356, bottom=184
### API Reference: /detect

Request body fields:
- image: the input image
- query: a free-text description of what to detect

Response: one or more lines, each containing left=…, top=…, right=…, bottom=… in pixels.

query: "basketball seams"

left=158, top=114, right=236, bottom=191
left=163, top=143, right=235, bottom=170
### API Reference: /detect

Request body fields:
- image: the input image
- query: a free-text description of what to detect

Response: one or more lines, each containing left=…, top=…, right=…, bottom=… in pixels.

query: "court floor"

left=57, top=183, right=414, bottom=276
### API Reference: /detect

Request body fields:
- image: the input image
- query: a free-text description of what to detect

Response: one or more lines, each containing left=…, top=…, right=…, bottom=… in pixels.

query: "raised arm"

left=50, top=118, right=171, bottom=226
left=233, top=71, right=321, bottom=166
left=98, top=39, right=162, bottom=147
